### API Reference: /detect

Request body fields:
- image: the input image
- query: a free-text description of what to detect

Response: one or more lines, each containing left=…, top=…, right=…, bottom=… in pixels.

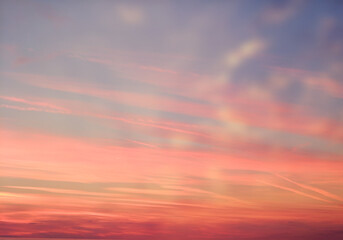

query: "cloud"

left=260, top=181, right=332, bottom=203
left=3, top=71, right=215, bottom=120
left=0, top=95, right=70, bottom=113
left=260, top=0, right=303, bottom=25
left=269, top=66, right=343, bottom=99
left=274, top=174, right=343, bottom=202
left=0, top=94, right=207, bottom=139
left=116, top=4, right=145, bottom=25
left=225, top=39, right=266, bottom=70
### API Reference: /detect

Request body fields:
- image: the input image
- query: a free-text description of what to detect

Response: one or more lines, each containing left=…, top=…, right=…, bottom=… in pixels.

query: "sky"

left=0, top=0, right=343, bottom=239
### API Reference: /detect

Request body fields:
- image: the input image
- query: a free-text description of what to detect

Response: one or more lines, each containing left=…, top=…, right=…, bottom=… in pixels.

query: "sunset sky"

left=1, top=0, right=343, bottom=239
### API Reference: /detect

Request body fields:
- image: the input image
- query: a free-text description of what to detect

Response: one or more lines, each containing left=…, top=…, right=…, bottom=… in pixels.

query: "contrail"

left=275, top=174, right=343, bottom=202
left=260, top=180, right=332, bottom=203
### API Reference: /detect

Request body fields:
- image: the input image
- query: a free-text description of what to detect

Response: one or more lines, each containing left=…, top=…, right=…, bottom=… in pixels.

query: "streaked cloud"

left=1, top=0, right=343, bottom=239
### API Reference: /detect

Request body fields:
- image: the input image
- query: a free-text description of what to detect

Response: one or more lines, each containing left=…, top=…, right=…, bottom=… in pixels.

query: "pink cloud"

left=3, top=71, right=215, bottom=119
left=269, top=65, right=343, bottom=99
left=0, top=95, right=70, bottom=113
left=0, top=93, right=207, bottom=139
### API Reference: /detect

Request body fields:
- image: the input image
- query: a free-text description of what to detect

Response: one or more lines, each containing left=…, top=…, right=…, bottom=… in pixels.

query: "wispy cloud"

left=0, top=93, right=207, bottom=139
left=274, top=174, right=343, bottom=202
left=1, top=1, right=343, bottom=239
left=269, top=66, right=343, bottom=99
left=225, top=39, right=266, bottom=71
left=260, top=180, right=332, bottom=203
left=0, top=95, right=70, bottom=113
